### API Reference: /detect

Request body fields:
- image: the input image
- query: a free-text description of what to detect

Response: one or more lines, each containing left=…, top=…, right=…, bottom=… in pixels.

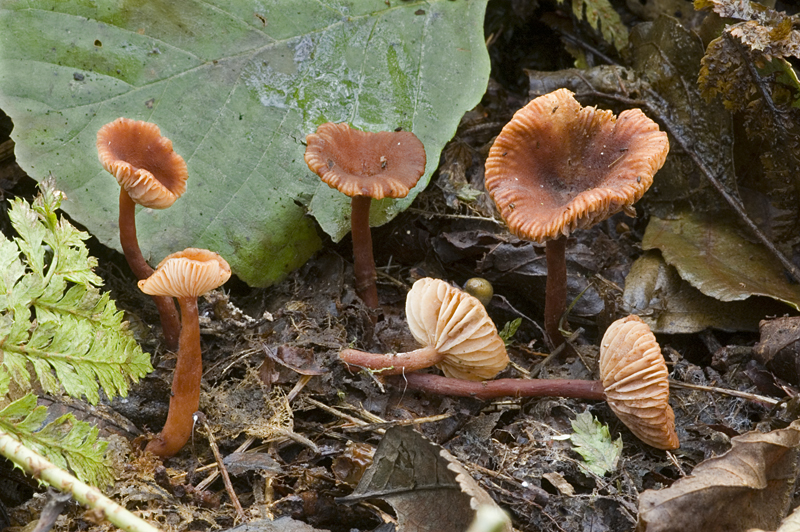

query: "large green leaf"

left=0, top=0, right=490, bottom=286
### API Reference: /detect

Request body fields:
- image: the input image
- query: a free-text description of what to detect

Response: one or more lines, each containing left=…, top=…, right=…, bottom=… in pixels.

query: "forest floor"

left=1, top=1, right=800, bottom=531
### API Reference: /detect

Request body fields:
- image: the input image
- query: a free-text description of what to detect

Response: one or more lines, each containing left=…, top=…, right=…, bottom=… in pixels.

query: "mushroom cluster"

left=97, top=118, right=233, bottom=458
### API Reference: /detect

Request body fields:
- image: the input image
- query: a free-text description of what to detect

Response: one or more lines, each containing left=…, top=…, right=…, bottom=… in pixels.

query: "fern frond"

left=0, top=394, right=114, bottom=487
left=0, top=178, right=152, bottom=404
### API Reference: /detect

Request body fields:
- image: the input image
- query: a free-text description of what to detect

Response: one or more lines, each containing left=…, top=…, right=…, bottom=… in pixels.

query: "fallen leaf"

left=637, top=420, right=800, bottom=532
left=749, top=499, right=800, bottom=532
left=339, top=426, right=511, bottom=532
left=542, top=471, right=575, bottom=497
left=622, top=251, right=784, bottom=334
left=642, top=213, right=800, bottom=309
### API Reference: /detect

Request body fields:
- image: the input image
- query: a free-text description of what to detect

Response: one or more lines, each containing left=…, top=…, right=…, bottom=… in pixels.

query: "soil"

left=1, top=1, right=799, bottom=531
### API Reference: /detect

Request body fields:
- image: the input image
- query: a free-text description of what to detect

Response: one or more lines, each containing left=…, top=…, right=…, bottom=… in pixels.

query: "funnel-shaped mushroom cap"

left=485, top=89, right=669, bottom=243
left=304, top=122, right=426, bottom=200
left=599, top=315, right=679, bottom=450
left=406, top=278, right=509, bottom=381
left=97, top=117, right=188, bottom=209
left=139, top=248, right=231, bottom=298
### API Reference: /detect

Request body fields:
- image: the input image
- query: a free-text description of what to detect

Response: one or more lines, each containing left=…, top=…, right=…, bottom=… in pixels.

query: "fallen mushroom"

left=484, top=89, right=669, bottom=348
left=139, top=248, right=231, bottom=458
left=304, top=122, right=426, bottom=310
left=97, top=117, right=188, bottom=350
left=340, top=277, right=509, bottom=381
left=385, top=314, right=679, bottom=450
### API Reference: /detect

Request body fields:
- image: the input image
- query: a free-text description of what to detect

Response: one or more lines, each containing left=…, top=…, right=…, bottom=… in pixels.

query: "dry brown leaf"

left=339, top=426, right=511, bottom=532
left=749, top=500, right=800, bottom=532
left=637, top=420, right=800, bottom=532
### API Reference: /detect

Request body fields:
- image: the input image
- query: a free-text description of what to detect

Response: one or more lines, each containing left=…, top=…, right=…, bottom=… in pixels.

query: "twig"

left=286, top=374, right=313, bottom=403
left=405, top=208, right=504, bottom=225
left=303, top=397, right=384, bottom=433
left=668, top=380, right=780, bottom=405
left=340, top=413, right=453, bottom=432
left=0, top=430, right=161, bottom=532
left=194, top=412, right=245, bottom=523
left=530, top=328, right=584, bottom=378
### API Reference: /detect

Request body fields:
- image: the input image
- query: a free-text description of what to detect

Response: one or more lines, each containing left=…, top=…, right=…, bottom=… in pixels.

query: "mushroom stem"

left=350, top=195, right=379, bottom=309
left=340, top=346, right=446, bottom=375
left=545, top=236, right=568, bottom=349
left=386, top=372, right=606, bottom=401
left=145, top=296, right=202, bottom=458
left=119, top=190, right=181, bottom=351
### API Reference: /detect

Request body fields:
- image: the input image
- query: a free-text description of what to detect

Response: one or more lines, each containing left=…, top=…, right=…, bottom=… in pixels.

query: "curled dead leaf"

left=637, top=420, right=800, bottom=532
left=339, top=426, right=511, bottom=532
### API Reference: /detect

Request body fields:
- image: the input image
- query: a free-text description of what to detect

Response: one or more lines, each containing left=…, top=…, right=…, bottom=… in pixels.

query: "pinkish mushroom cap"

left=599, top=315, right=679, bottom=450
left=485, top=89, right=669, bottom=243
left=406, top=278, right=509, bottom=381
left=139, top=248, right=231, bottom=298
left=97, top=117, right=188, bottom=209
left=304, top=122, right=426, bottom=199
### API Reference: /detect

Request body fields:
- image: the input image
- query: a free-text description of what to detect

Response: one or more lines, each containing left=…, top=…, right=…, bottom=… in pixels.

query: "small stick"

left=194, top=412, right=245, bottom=523
left=668, top=380, right=780, bottom=405
left=340, top=413, right=453, bottom=432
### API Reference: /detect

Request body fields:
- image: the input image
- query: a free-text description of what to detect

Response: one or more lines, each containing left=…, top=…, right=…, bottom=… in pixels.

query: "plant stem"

left=0, top=430, right=161, bottom=532
left=386, top=372, right=606, bottom=401
left=146, top=296, right=201, bottom=458
left=340, top=346, right=446, bottom=375
left=545, top=236, right=567, bottom=349
left=119, top=189, right=181, bottom=351
left=350, top=195, right=379, bottom=309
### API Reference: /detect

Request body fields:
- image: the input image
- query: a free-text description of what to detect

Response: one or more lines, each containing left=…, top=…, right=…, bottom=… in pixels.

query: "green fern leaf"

left=0, top=178, right=152, bottom=404
left=0, top=394, right=113, bottom=487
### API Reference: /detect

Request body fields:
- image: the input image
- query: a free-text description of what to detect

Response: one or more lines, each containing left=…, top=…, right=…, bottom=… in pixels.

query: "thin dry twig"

left=668, top=379, right=781, bottom=406
left=195, top=412, right=245, bottom=523
left=530, top=328, right=585, bottom=378
left=340, top=413, right=454, bottom=432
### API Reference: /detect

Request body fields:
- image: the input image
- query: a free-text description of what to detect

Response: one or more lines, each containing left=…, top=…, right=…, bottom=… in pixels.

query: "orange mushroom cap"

left=139, top=248, right=231, bottom=298
left=97, top=117, right=188, bottom=209
left=406, top=278, right=509, bottom=381
left=599, top=315, right=679, bottom=450
left=485, top=89, right=669, bottom=243
left=304, top=122, right=426, bottom=200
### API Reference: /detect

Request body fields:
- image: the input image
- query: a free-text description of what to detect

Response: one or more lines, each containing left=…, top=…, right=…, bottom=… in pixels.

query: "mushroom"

left=484, top=89, right=669, bottom=348
left=138, top=248, right=231, bottom=458
left=340, top=277, right=509, bottom=381
left=304, top=123, right=426, bottom=310
left=598, top=315, right=679, bottom=450
left=97, top=117, right=188, bottom=351
left=385, top=314, right=679, bottom=450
